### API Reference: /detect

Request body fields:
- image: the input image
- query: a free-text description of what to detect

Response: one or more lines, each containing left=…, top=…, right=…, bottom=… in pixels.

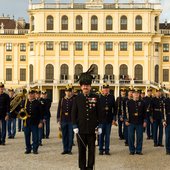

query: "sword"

left=77, top=133, right=87, bottom=150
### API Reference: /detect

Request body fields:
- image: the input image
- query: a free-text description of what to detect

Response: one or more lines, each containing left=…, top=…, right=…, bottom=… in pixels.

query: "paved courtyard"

left=0, top=104, right=170, bottom=170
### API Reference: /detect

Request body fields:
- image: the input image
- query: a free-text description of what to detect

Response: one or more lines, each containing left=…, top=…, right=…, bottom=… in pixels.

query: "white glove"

left=73, top=128, right=79, bottom=134
left=98, top=128, right=102, bottom=135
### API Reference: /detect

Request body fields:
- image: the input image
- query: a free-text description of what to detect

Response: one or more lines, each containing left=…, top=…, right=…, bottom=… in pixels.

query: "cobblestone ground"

left=0, top=104, right=170, bottom=170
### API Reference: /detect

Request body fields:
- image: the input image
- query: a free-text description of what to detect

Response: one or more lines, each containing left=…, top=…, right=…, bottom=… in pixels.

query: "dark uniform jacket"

left=44, top=98, right=52, bottom=118
left=116, top=96, right=126, bottom=119
left=99, top=94, right=116, bottom=123
left=36, top=98, right=46, bottom=120
left=125, top=99, right=146, bottom=125
left=164, top=97, right=170, bottom=125
left=143, top=96, right=152, bottom=118
left=25, top=99, right=42, bottom=126
left=72, top=93, right=101, bottom=134
left=57, top=96, right=74, bottom=123
left=151, top=97, right=164, bottom=121
left=0, top=93, right=10, bottom=119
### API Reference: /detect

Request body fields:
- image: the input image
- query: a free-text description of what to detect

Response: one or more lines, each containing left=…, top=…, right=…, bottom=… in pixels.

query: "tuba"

left=10, top=89, right=27, bottom=113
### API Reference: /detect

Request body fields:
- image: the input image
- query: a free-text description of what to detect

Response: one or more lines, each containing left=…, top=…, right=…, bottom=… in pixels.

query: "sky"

left=0, top=0, right=169, bottom=22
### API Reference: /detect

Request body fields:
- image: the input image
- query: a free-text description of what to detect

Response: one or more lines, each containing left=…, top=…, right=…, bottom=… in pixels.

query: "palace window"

left=163, top=69, right=169, bottom=82
left=135, top=15, right=142, bottom=30
left=47, top=15, right=54, bottom=30
left=6, top=68, right=12, bottom=81
left=20, top=55, right=26, bottom=61
left=6, top=55, right=12, bottom=61
left=46, top=41, right=54, bottom=51
left=120, top=16, right=127, bottom=30
left=61, top=15, right=68, bottom=30
left=91, top=15, right=98, bottom=30
left=163, top=56, right=169, bottom=62
left=76, top=15, right=83, bottom=30
left=91, top=42, right=98, bottom=51
left=163, top=43, right=169, bottom=52
left=61, top=41, right=68, bottom=51
left=20, top=43, right=26, bottom=52
left=6, top=43, right=12, bottom=51
left=135, top=42, right=142, bottom=51
left=75, top=42, right=83, bottom=51
left=106, top=16, right=113, bottom=30
left=120, top=42, right=128, bottom=51
left=105, top=42, right=113, bottom=51
left=20, top=68, right=26, bottom=81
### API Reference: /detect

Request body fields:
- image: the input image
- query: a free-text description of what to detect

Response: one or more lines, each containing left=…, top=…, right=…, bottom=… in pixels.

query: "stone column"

left=55, top=41, right=60, bottom=83
left=83, top=41, right=89, bottom=71
left=39, top=41, right=45, bottom=82
left=13, top=43, right=19, bottom=84
left=128, top=42, right=134, bottom=81
left=69, top=41, right=74, bottom=83
left=99, top=42, right=104, bottom=83
left=144, top=42, right=149, bottom=82
left=114, top=42, right=119, bottom=82
left=0, top=43, right=5, bottom=82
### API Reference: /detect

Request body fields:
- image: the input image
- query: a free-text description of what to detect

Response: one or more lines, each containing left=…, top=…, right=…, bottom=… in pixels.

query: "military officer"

left=0, top=82, right=10, bottom=145
left=125, top=88, right=147, bottom=155
left=8, top=87, right=18, bottom=139
left=23, top=89, right=43, bottom=154
left=72, top=65, right=101, bottom=170
left=163, top=90, right=170, bottom=154
left=35, top=89, right=46, bottom=146
left=41, top=90, right=52, bottom=139
left=124, top=87, right=134, bottom=146
left=57, top=84, right=74, bottom=155
left=151, top=88, right=164, bottom=147
left=144, top=88, right=153, bottom=139
left=98, top=83, right=116, bottom=155
left=115, top=88, right=126, bottom=140
left=140, top=90, right=145, bottom=100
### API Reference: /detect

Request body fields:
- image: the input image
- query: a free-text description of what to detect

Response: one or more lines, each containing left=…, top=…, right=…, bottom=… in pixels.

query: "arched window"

left=91, top=15, right=98, bottom=30
left=120, top=15, right=127, bottom=30
left=105, top=64, right=113, bottom=75
left=76, top=15, right=83, bottom=30
left=74, top=64, right=83, bottom=82
left=106, top=16, right=113, bottom=30
left=91, top=64, right=98, bottom=75
left=155, top=65, right=159, bottom=83
left=47, top=15, right=54, bottom=30
left=29, top=64, right=33, bottom=83
left=134, top=64, right=143, bottom=83
left=46, top=64, right=54, bottom=82
left=119, top=64, right=128, bottom=80
left=31, top=16, right=34, bottom=31
left=60, top=64, right=69, bottom=80
left=61, top=15, right=68, bottom=30
left=135, top=15, right=142, bottom=30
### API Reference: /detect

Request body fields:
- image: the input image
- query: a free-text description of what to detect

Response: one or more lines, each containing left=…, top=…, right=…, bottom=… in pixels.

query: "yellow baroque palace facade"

left=0, top=0, right=170, bottom=102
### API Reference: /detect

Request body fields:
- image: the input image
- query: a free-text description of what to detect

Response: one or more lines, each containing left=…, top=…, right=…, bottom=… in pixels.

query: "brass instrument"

left=18, top=97, right=30, bottom=124
left=10, top=89, right=27, bottom=113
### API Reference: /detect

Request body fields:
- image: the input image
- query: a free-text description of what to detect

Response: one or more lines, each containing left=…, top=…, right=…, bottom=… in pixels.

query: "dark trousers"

left=153, top=120, right=163, bottom=145
left=18, top=118, right=23, bottom=131
left=44, top=118, right=50, bottom=138
left=118, top=118, right=124, bottom=139
left=77, top=133, right=96, bottom=169
left=61, top=122, right=73, bottom=152
left=124, top=122, right=128, bottom=144
left=8, top=118, right=16, bottom=137
left=38, top=127, right=43, bottom=144
left=128, top=124, right=143, bottom=153
left=24, top=125, right=39, bottom=152
left=146, top=114, right=153, bottom=138
left=99, top=123, right=112, bottom=152
left=165, top=125, right=170, bottom=153
left=0, top=118, right=7, bottom=143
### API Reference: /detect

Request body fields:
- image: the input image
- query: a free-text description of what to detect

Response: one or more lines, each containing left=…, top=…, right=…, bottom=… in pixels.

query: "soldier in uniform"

left=163, top=91, right=170, bottom=154
left=8, top=87, right=17, bottom=139
left=116, top=88, right=126, bottom=140
left=0, top=82, right=10, bottom=145
left=151, top=88, right=164, bottom=147
left=144, top=88, right=153, bottom=139
left=35, top=89, right=46, bottom=146
left=57, top=84, right=74, bottom=154
left=23, top=89, right=43, bottom=154
left=41, top=90, right=52, bottom=139
left=140, top=91, right=145, bottom=100
left=72, top=66, right=101, bottom=170
left=124, top=87, right=134, bottom=146
left=98, top=83, right=116, bottom=155
left=125, top=88, right=147, bottom=155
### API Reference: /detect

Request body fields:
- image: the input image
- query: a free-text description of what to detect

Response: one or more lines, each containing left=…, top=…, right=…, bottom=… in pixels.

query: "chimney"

left=165, top=19, right=168, bottom=27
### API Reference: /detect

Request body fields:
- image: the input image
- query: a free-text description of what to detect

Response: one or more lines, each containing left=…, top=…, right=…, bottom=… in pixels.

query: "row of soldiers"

left=57, top=80, right=170, bottom=170
left=0, top=82, right=52, bottom=154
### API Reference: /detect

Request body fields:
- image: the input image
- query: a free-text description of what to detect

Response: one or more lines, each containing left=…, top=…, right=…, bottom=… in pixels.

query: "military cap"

left=133, top=88, right=140, bottom=93
left=35, top=89, right=41, bottom=94
left=141, top=90, right=145, bottom=94
left=0, top=82, right=4, bottom=88
left=102, top=83, right=109, bottom=88
left=120, top=88, right=126, bottom=92
left=156, top=87, right=162, bottom=92
left=8, top=87, right=14, bottom=92
left=78, top=65, right=95, bottom=86
left=28, top=89, right=35, bottom=94
left=129, top=86, right=134, bottom=92
left=41, top=90, right=47, bottom=94
left=65, top=84, right=73, bottom=92
left=147, top=87, right=152, bottom=92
